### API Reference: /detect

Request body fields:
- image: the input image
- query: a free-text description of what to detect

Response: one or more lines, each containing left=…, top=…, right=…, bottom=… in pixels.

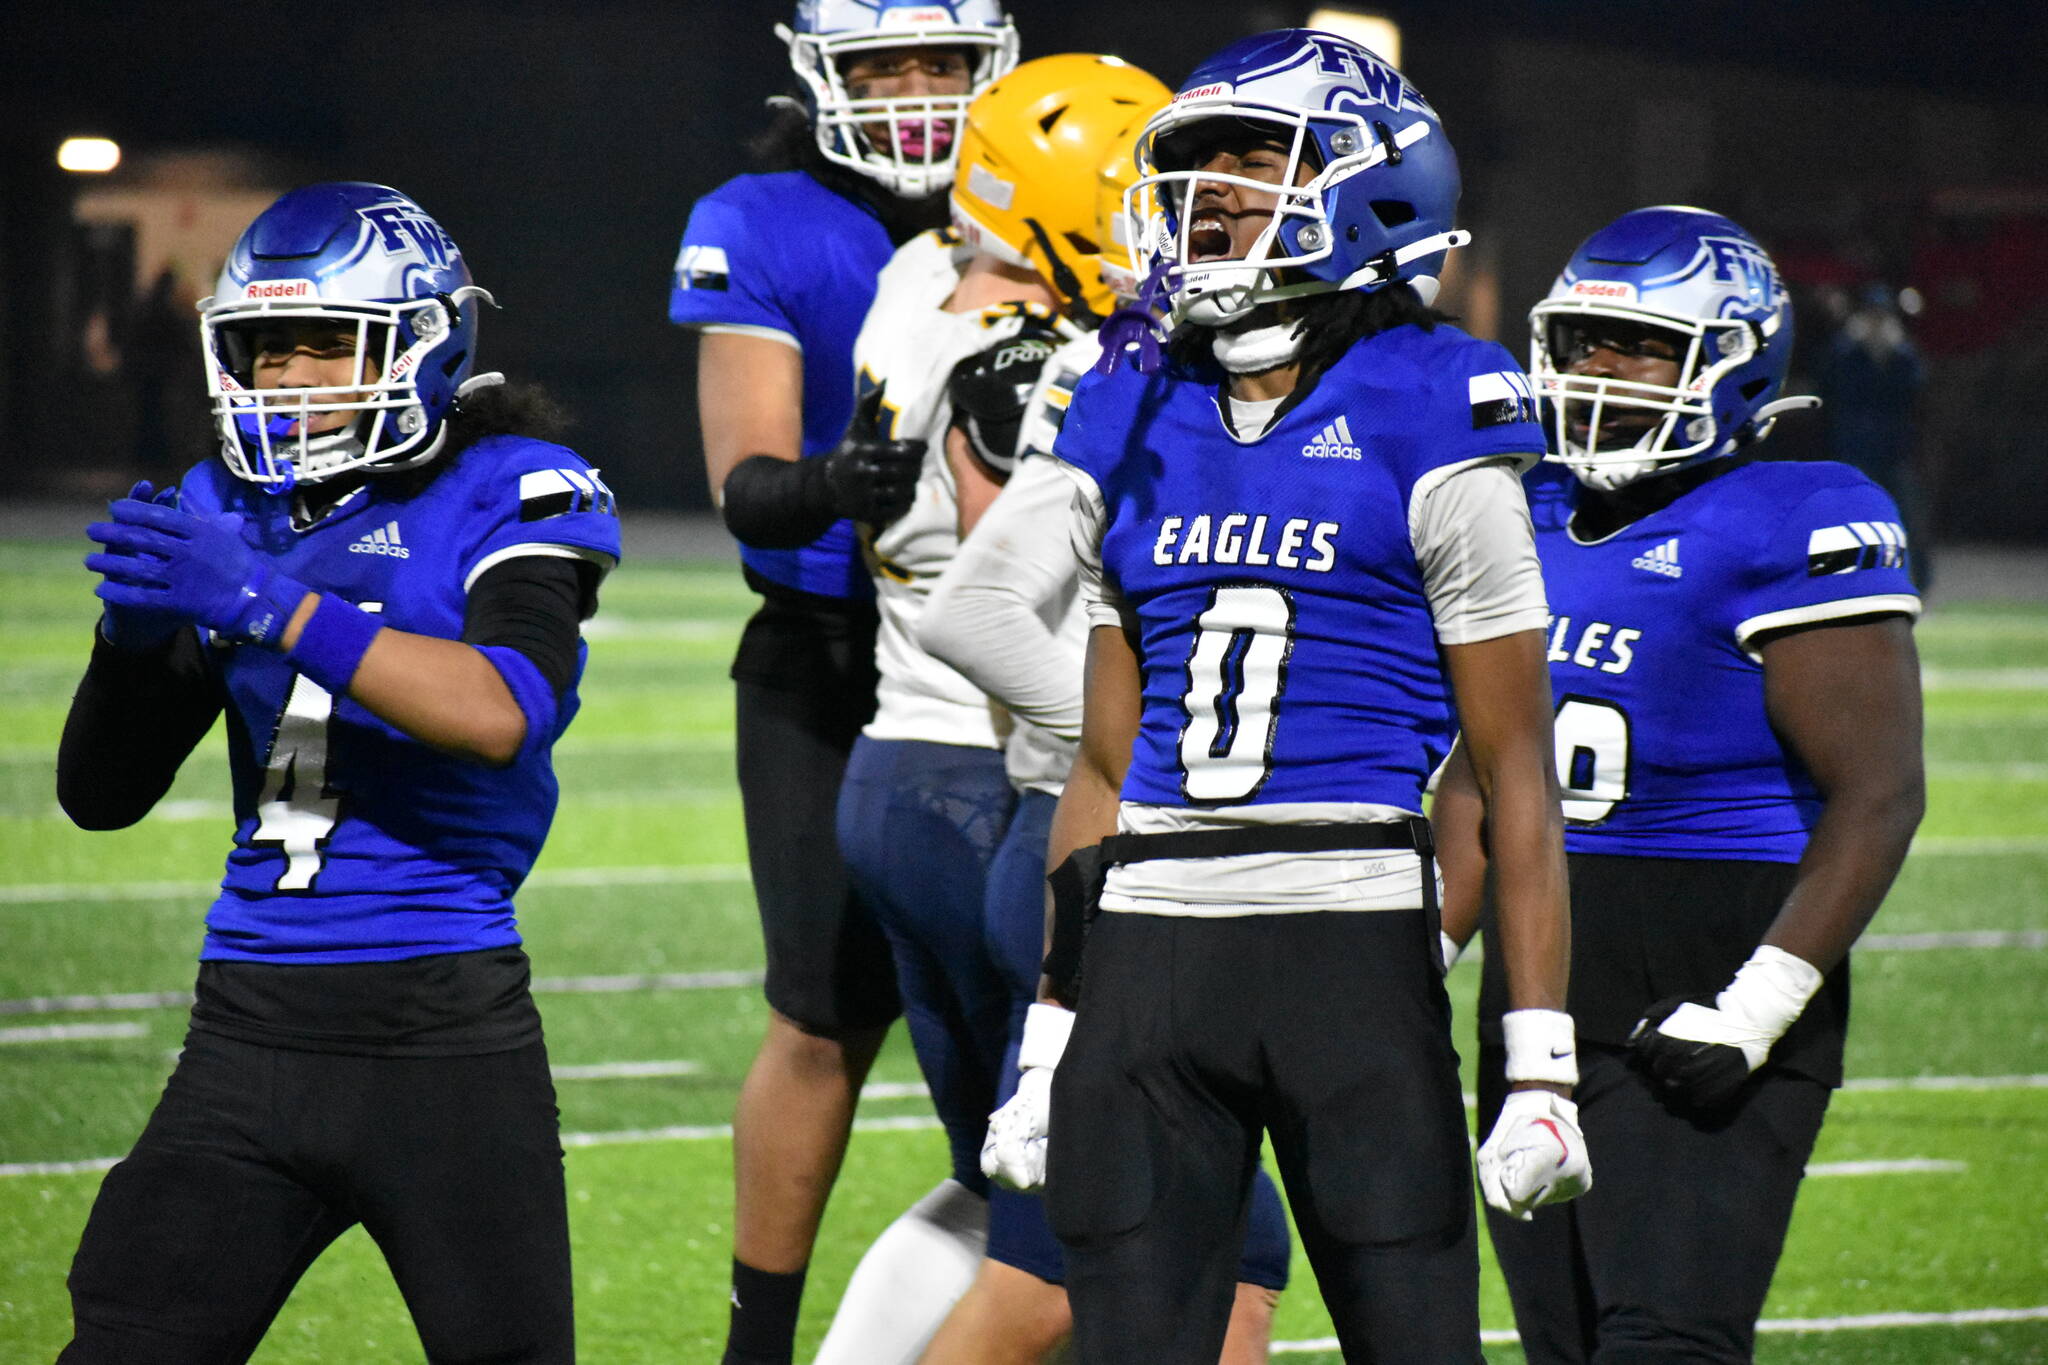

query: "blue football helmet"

left=1125, top=28, right=1469, bottom=327
left=201, top=182, right=494, bottom=489
left=1529, top=206, right=1816, bottom=489
left=778, top=0, right=1019, bottom=199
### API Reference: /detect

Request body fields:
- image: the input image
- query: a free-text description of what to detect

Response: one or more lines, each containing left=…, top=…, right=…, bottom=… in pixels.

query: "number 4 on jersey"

left=249, top=602, right=380, bottom=890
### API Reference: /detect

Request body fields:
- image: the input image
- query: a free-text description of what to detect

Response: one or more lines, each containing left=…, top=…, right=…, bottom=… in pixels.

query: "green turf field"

left=1, top=533, right=2043, bottom=1363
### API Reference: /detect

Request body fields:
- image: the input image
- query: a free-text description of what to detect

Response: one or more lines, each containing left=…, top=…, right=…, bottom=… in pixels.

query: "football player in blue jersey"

left=978, top=31, right=1589, bottom=1363
left=1437, top=206, right=1925, bottom=1364
left=58, top=182, right=619, bottom=1364
left=666, top=5, right=1018, bottom=1361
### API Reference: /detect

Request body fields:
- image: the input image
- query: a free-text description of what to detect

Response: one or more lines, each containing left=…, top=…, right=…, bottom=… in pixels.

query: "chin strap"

left=1751, top=393, right=1822, bottom=444
left=1210, top=318, right=1306, bottom=374
left=1336, top=229, right=1474, bottom=295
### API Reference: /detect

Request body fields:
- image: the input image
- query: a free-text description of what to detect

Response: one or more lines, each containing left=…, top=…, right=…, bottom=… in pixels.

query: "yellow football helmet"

left=1095, top=115, right=1151, bottom=306
left=950, top=53, right=1169, bottom=322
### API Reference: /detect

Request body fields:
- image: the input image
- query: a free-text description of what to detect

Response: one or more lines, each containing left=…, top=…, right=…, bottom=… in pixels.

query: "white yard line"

left=11, top=834, right=2048, bottom=910
left=7, top=917, right=2043, bottom=1018
left=1927, top=761, right=2048, bottom=780
left=1843, top=1073, right=2048, bottom=1092
left=559, top=1113, right=944, bottom=1152
left=1807, top=1159, right=1967, bottom=1177
left=1907, top=835, right=2048, bottom=855
left=1922, top=666, right=2048, bottom=689
left=1862, top=930, right=2048, bottom=950
left=1275, top=1304, right=2048, bottom=1352
left=0, top=1022, right=146, bottom=1045
left=0, top=862, right=753, bottom=906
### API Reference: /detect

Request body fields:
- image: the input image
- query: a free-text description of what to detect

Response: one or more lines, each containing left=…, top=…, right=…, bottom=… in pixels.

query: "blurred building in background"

left=4, top=0, right=2044, bottom=543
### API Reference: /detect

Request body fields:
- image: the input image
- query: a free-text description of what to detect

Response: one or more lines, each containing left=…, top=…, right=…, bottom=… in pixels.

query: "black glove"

left=824, top=386, right=924, bottom=529
left=946, top=323, right=1064, bottom=479
left=1629, top=994, right=1756, bottom=1112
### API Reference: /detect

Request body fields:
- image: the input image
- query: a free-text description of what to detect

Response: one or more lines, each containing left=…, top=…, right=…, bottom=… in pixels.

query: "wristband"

left=1018, top=1002, right=1075, bottom=1071
left=1718, top=945, right=1824, bottom=1040
left=286, top=595, right=383, bottom=694
left=1440, top=931, right=1462, bottom=973
left=1502, top=1007, right=1579, bottom=1087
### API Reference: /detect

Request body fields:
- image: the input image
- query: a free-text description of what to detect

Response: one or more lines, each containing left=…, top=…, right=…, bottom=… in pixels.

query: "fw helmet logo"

left=348, top=521, right=410, bottom=559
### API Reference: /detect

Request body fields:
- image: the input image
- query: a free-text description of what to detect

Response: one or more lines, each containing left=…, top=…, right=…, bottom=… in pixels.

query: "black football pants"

left=1478, top=1042, right=1830, bottom=1364
left=1049, top=909, right=1482, bottom=1365
left=61, top=1030, right=572, bottom=1364
left=731, top=593, right=898, bottom=1036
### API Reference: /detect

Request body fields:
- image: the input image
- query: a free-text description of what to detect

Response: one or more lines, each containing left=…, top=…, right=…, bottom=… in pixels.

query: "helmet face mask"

left=1530, top=207, right=1800, bottom=491
left=202, top=182, right=490, bottom=490
left=779, top=1, right=1019, bottom=200
left=1124, top=29, right=1469, bottom=329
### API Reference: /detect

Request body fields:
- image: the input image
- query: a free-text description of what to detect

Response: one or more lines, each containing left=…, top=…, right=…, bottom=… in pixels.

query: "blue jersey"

left=178, top=437, right=622, bottom=962
left=1057, top=325, right=1545, bottom=813
left=1533, top=459, right=1918, bottom=860
left=669, top=170, right=892, bottom=599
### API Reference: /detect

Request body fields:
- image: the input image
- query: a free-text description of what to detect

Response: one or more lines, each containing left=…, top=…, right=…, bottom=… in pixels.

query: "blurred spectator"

left=127, top=268, right=200, bottom=484
left=1819, top=286, right=1930, bottom=588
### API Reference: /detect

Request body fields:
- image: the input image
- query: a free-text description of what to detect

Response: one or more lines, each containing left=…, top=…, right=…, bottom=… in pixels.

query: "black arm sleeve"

left=719, top=453, right=839, bottom=550
left=57, top=627, right=223, bottom=831
left=462, top=555, right=595, bottom=698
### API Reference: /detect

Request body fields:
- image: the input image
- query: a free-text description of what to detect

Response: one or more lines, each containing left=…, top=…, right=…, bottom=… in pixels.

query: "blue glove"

left=89, top=482, right=189, bottom=651
left=86, top=499, right=310, bottom=647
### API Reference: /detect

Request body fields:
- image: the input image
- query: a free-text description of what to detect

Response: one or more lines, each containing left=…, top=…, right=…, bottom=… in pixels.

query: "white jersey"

left=853, top=228, right=1073, bottom=748
left=920, top=329, right=1102, bottom=793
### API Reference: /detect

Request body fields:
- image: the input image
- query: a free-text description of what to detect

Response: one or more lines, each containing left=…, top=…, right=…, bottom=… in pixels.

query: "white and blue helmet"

left=778, top=0, right=1019, bottom=199
left=201, top=182, right=494, bottom=489
left=1125, top=28, right=1470, bottom=327
left=1530, top=206, right=1815, bottom=489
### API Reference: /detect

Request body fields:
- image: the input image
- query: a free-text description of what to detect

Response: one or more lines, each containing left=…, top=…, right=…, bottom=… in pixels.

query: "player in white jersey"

left=821, top=56, right=1118, bottom=1364
left=915, top=71, right=1295, bottom=1364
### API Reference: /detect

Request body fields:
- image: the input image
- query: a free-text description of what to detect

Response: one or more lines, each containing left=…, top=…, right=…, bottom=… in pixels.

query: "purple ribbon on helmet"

left=1093, top=260, right=1177, bottom=377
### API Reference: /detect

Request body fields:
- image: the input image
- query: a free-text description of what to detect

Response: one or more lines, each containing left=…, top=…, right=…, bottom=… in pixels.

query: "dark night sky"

left=3, top=2, right=2042, bottom=508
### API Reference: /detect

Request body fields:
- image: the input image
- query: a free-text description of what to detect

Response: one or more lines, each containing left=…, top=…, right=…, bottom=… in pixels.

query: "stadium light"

left=57, top=137, right=122, bottom=174
left=1305, top=8, right=1402, bottom=68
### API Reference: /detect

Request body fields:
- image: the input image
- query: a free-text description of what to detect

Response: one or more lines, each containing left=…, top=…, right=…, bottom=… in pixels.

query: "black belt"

left=1097, top=817, right=1434, bottom=866
left=1043, top=818, right=1439, bottom=1003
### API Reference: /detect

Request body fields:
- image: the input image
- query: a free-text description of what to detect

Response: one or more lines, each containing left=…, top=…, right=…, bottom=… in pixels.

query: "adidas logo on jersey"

left=1302, top=415, right=1362, bottom=461
left=1631, top=537, right=1682, bottom=578
left=348, top=521, right=410, bottom=559
left=1807, top=521, right=1908, bottom=575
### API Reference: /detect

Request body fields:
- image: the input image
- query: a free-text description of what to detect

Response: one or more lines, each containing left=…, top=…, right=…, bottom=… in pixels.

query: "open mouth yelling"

left=1188, top=212, right=1235, bottom=262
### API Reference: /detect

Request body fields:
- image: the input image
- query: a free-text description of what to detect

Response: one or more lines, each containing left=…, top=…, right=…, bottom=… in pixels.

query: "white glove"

left=981, top=1003, right=1073, bottom=1192
left=1632, top=945, right=1824, bottom=1109
left=1476, top=1088, right=1592, bottom=1221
